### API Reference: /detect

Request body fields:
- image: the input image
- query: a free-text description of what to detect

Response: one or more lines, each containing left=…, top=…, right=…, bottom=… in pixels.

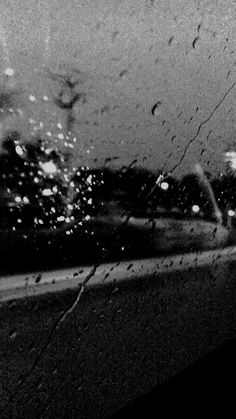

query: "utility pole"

left=195, top=163, right=223, bottom=225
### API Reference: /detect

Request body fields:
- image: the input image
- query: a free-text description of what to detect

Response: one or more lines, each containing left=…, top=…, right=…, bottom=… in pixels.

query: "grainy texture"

left=1, top=259, right=236, bottom=418
left=1, top=1, right=236, bottom=175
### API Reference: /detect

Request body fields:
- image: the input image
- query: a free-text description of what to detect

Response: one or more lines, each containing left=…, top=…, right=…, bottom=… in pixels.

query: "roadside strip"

left=1, top=246, right=236, bottom=302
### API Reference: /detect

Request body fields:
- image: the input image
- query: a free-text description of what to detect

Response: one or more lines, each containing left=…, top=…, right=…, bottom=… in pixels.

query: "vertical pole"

left=194, top=163, right=223, bottom=225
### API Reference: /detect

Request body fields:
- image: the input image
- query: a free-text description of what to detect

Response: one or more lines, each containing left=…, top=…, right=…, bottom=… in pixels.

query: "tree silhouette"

left=0, top=130, right=72, bottom=230
left=45, top=67, right=86, bottom=132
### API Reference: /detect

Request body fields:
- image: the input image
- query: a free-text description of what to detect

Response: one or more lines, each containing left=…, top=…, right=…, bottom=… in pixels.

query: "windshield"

left=3, top=3, right=236, bottom=419
left=0, top=0, right=235, bottom=276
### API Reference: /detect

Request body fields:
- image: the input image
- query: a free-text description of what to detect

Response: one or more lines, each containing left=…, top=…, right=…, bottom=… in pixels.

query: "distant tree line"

left=0, top=129, right=236, bottom=231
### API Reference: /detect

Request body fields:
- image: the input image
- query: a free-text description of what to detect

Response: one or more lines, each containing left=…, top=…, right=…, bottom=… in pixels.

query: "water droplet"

left=151, top=101, right=162, bottom=116
left=29, top=95, right=36, bottom=102
left=35, top=274, right=42, bottom=284
left=9, top=330, right=17, bottom=339
left=5, top=67, right=14, bottom=76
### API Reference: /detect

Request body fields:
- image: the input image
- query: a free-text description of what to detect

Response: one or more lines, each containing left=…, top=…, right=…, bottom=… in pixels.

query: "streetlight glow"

left=228, top=209, right=235, bottom=217
left=192, top=204, right=200, bottom=213
left=160, top=182, right=169, bottom=190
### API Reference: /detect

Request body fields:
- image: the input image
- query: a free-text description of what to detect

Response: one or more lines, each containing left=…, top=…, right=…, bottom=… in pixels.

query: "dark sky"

left=1, top=0, right=236, bottom=177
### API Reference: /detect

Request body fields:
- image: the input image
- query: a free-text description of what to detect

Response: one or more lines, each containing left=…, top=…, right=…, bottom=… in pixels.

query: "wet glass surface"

left=0, top=1, right=236, bottom=277
left=0, top=62, right=235, bottom=274
left=1, top=2, right=236, bottom=418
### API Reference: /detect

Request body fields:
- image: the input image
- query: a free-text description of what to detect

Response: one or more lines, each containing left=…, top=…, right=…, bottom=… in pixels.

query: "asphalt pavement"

left=110, top=337, right=236, bottom=419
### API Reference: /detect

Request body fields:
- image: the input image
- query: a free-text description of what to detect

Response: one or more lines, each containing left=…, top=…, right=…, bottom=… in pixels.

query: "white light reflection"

left=225, top=152, right=236, bottom=170
left=228, top=209, right=235, bottom=217
left=192, top=204, right=200, bottom=213
left=15, top=145, right=24, bottom=156
left=5, top=68, right=14, bottom=76
left=39, top=161, right=57, bottom=174
left=160, top=182, right=169, bottom=190
left=42, top=188, right=53, bottom=196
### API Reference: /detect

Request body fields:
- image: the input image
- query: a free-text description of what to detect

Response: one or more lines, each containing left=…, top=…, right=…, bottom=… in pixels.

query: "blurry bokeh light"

left=39, top=161, right=57, bottom=174
left=192, top=204, right=200, bottom=213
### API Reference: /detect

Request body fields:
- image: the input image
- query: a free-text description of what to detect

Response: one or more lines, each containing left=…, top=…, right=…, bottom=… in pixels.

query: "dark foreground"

left=110, top=338, right=236, bottom=419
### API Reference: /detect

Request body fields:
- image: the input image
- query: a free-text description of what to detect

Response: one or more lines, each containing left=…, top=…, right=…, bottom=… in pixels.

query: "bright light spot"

left=15, top=145, right=24, bottom=156
left=43, top=95, right=49, bottom=101
left=46, top=131, right=52, bottom=137
left=160, top=182, right=169, bottom=190
left=42, top=188, right=53, bottom=196
left=228, top=209, right=235, bottom=217
left=28, top=118, right=35, bottom=124
left=84, top=215, right=91, bottom=221
left=57, top=216, right=65, bottom=222
left=225, top=152, right=236, bottom=170
left=38, top=219, right=43, bottom=225
left=57, top=122, right=63, bottom=129
left=52, top=186, right=58, bottom=193
left=5, top=68, right=14, bottom=76
left=23, top=196, right=29, bottom=203
left=87, top=175, right=93, bottom=185
left=67, top=204, right=73, bottom=210
left=40, top=161, right=57, bottom=174
left=65, top=217, right=70, bottom=223
left=58, top=133, right=64, bottom=140
left=39, top=121, right=44, bottom=129
left=15, top=196, right=22, bottom=203
left=70, top=181, right=75, bottom=187
left=29, top=95, right=36, bottom=102
left=34, top=177, right=39, bottom=183
left=45, top=148, right=52, bottom=155
left=88, top=198, right=92, bottom=205
left=192, top=204, right=200, bottom=213
left=17, top=219, right=22, bottom=223
left=51, top=207, right=56, bottom=213
left=73, top=137, right=77, bottom=143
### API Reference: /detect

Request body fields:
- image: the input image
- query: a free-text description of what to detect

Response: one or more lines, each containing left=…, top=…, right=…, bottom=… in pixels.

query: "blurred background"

left=0, top=0, right=236, bottom=175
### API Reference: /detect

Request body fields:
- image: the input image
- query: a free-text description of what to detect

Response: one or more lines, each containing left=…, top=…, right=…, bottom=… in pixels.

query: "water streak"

left=0, top=22, right=10, bottom=68
left=43, top=5, right=52, bottom=66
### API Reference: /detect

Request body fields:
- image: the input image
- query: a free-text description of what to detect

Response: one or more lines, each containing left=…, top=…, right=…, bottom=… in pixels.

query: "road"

left=1, top=246, right=236, bottom=418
